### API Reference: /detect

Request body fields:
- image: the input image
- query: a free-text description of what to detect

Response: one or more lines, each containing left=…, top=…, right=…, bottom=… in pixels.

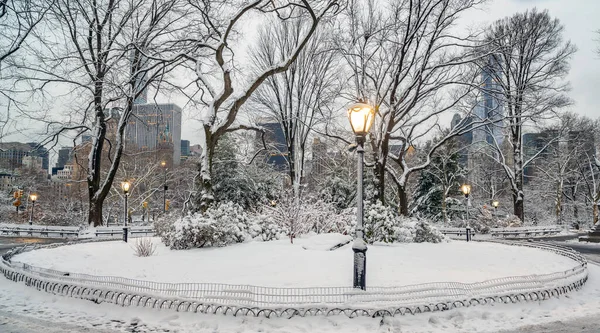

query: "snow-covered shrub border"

left=0, top=240, right=588, bottom=319
left=157, top=200, right=446, bottom=250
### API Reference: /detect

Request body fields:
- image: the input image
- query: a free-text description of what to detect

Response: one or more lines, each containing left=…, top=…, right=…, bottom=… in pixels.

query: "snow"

left=13, top=235, right=578, bottom=288
left=1, top=258, right=600, bottom=332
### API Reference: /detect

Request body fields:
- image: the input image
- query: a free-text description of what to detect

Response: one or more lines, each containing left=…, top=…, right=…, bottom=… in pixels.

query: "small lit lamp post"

left=121, top=181, right=131, bottom=243
left=347, top=102, right=376, bottom=290
left=160, top=161, right=168, bottom=213
left=29, top=193, right=38, bottom=225
left=461, top=184, right=472, bottom=242
left=492, top=200, right=499, bottom=213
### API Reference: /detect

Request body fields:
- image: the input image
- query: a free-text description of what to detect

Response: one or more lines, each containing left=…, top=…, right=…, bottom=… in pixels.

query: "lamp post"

left=461, top=184, right=472, bottom=242
left=29, top=193, right=37, bottom=225
left=160, top=161, right=168, bottom=213
left=347, top=101, right=376, bottom=291
left=121, top=181, right=131, bottom=243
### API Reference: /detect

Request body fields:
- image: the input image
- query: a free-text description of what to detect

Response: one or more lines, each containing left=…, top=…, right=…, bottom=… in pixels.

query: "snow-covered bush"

left=161, top=202, right=251, bottom=250
left=247, top=213, right=284, bottom=241
left=451, top=205, right=523, bottom=233
left=363, top=200, right=398, bottom=243
left=414, top=220, right=445, bottom=243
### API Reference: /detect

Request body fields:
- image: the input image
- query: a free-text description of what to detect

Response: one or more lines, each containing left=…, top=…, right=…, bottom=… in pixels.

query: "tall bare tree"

left=10, top=0, right=191, bottom=226
left=182, top=0, right=340, bottom=211
left=481, top=9, right=576, bottom=220
left=334, top=0, right=485, bottom=215
left=249, top=19, right=339, bottom=195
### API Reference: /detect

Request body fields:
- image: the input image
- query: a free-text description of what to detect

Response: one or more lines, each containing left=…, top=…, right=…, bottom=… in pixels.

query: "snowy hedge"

left=158, top=200, right=445, bottom=250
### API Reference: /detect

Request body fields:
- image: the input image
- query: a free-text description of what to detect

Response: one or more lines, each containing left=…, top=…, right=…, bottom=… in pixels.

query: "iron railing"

left=0, top=240, right=588, bottom=317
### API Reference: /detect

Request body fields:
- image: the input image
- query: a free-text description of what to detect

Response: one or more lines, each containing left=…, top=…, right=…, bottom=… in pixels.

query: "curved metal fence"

left=0, top=240, right=588, bottom=318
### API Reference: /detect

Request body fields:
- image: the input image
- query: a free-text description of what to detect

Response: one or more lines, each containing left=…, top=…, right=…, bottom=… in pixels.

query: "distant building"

left=311, top=138, right=327, bottom=178
left=181, top=140, right=190, bottom=156
left=0, top=142, right=49, bottom=173
left=125, top=103, right=182, bottom=166
left=56, top=147, right=72, bottom=169
left=190, top=144, right=203, bottom=156
left=22, top=156, right=43, bottom=170
left=56, top=164, right=74, bottom=180
left=472, top=56, right=504, bottom=146
left=522, top=130, right=559, bottom=183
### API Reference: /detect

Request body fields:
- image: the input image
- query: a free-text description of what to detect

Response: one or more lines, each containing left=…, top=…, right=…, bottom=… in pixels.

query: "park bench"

left=438, top=227, right=476, bottom=241
left=95, top=227, right=155, bottom=238
left=490, top=226, right=561, bottom=238
left=0, top=224, right=80, bottom=238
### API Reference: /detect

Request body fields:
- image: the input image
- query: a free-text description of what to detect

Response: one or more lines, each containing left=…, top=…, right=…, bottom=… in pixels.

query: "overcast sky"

left=5, top=0, right=600, bottom=151
left=177, top=0, right=600, bottom=145
left=463, top=0, right=600, bottom=120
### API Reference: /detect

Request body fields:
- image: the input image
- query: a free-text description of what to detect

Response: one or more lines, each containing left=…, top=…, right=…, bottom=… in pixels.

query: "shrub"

left=413, top=220, right=444, bottom=243
left=133, top=238, right=157, bottom=257
left=161, top=202, right=251, bottom=250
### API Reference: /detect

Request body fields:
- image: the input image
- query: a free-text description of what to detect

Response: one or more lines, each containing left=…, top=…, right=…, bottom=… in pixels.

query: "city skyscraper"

left=125, top=103, right=182, bottom=166
left=472, top=56, right=504, bottom=146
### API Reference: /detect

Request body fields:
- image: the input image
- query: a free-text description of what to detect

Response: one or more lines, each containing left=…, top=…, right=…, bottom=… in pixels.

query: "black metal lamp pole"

left=353, top=135, right=367, bottom=290
left=347, top=101, right=375, bottom=291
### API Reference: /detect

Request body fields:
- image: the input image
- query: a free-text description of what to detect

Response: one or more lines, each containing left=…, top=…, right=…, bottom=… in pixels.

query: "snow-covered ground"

left=13, top=234, right=578, bottom=287
left=0, top=260, right=600, bottom=332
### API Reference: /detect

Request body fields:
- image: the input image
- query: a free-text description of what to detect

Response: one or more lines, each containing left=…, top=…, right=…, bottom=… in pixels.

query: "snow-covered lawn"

left=13, top=234, right=578, bottom=287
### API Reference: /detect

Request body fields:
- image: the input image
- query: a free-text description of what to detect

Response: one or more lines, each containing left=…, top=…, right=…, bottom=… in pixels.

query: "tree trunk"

left=593, top=202, right=598, bottom=225
left=513, top=191, right=524, bottom=222
left=398, top=185, right=409, bottom=216
left=88, top=199, right=104, bottom=227
left=373, top=161, right=385, bottom=204
left=442, top=192, right=448, bottom=224
left=193, top=126, right=215, bottom=212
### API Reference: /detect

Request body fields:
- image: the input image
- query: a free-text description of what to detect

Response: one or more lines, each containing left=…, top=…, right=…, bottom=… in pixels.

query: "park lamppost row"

left=161, top=160, right=168, bottom=213
left=461, top=184, right=472, bottom=242
left=28, top=193, right=38, bottom=225
left=347, top=101, right=376, bottom=291
left=121, top=181, right=131, bottom=243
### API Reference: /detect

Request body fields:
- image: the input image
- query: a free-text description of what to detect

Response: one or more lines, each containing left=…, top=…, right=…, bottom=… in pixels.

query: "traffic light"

left=165, top=199, right=170, bottom=211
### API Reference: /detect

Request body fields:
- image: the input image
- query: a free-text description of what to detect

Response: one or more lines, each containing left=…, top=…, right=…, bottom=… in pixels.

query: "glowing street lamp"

left=492, top=200, right=499, bottom=211
left=461, top=184, right=472, bottom=242
left=121, top=181, right=131, bottom=243
left=347, top=101, right=376, bottom=291
left=29, top=193, right=38, bottom=225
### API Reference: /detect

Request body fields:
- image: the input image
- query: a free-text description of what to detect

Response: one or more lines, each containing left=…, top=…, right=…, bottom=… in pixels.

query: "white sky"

left=3, top=0, right=599, bottom=151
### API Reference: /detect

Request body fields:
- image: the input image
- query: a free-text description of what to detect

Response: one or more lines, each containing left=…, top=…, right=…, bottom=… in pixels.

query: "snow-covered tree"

left=480, top=9, right=576, bottom=221
left=412, top=135, right=466, bottom=223
left=182, top=0, right=341, bottom=212
left=333, top=0, right=486, bottom=215
left=249, top=20, right=339, bottom=196
left=9, top=0, right=192, bottom=226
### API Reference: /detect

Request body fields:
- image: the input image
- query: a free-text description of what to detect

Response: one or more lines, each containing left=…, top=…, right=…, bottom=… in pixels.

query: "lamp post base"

left=352, top=239, right=367, bottom=290
left=123, top=227, right=128, bottom=243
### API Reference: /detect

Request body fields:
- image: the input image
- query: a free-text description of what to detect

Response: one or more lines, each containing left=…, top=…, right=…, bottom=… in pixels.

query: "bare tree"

left=249, top=19, right=339, bottom=196
left=181, top=0, right=341, bottom=211
left=11, top=0, right=191, bottom=226
left=480, top=9, right=576, bottom=221
left=334, top=0, right=485, bottom=215
left=0, top=0, right=52, bottom=140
